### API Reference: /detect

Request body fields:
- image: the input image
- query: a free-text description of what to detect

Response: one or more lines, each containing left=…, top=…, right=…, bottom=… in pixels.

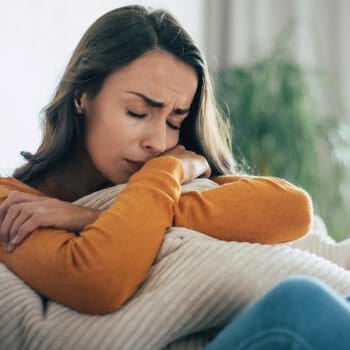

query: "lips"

left=125, top=159, right=146, bottom=172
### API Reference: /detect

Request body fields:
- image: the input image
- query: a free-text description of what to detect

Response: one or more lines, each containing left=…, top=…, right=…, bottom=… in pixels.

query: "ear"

left=74, top=90, right=87, bottom=114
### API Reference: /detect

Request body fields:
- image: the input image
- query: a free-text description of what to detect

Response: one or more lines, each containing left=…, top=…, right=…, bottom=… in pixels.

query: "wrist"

left=140, top=156, right=185, bottom=184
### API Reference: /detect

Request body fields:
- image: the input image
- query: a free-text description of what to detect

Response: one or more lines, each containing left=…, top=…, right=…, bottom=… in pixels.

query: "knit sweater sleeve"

left=174, top=175, right=313, bottom=243
left=0, top=156, right=183, bottom=315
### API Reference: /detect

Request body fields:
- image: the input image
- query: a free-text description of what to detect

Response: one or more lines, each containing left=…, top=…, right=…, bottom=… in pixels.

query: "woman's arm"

left=174, top=175, right=313, bottom=243
left=0, top=156, right=183, bottom=314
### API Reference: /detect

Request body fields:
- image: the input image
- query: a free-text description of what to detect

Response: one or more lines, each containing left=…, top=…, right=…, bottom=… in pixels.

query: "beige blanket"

left=1, top=179, right=350, bottom=350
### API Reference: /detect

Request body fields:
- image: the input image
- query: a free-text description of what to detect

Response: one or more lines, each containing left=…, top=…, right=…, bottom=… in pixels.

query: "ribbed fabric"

left=288, top=215, right=350, bottom=269
left=0, top=179, right=349, bottom=350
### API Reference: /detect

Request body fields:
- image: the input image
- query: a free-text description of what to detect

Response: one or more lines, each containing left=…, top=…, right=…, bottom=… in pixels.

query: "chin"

left=105, top=171, right=132, bottom=185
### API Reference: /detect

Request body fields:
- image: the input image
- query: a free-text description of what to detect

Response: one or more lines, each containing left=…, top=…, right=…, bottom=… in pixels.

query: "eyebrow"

left=126, top=91, right=190, bottom=115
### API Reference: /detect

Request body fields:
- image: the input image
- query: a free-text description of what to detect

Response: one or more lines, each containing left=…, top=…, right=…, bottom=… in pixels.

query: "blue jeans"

left=206, top=276, right=350, bottom=350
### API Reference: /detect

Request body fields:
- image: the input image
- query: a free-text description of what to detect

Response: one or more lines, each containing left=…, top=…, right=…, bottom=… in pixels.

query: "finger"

left=10, top=215, right=39, bottom=248
left=7, top=192, right=44, bottom=205
left=160, top=145, right=181, bottom=156
left=0, top=204, right=21, bottom=244
left=7, top=209, right=33, bottom=246
left=202, top=162, right=212, bottom=178
left=0, top=197, right=11, bottom=223
left=0, top=191, right=43, bottom=222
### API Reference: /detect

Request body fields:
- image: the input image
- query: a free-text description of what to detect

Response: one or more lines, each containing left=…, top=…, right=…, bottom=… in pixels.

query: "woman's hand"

left=0, top=191, right=101, bottom=252
left=162, top=145, right=211, bottom=183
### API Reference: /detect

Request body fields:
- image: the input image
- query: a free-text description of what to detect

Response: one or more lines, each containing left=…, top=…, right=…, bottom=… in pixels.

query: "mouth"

left=125, top=159, right=146, bottom=172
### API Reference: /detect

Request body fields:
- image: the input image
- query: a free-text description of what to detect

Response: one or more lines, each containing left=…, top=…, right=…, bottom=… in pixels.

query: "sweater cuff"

left=137, top=156, right=185, bottom=184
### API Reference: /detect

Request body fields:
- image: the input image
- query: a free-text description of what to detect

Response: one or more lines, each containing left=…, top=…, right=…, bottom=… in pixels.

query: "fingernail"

left=6, top=243, right=14, bottom=252
left=11, top=237, right=18, bottom=245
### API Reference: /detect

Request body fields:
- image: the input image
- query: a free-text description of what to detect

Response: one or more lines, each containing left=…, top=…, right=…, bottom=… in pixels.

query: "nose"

left=141, top=120, right=167, bottom=154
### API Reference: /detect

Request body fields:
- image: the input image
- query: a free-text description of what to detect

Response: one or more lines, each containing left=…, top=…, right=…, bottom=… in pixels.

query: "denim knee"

left=259, top=276, right=333, bottom=319
left=206, top=276, right=350, bottom=350
left=266, top=276, right=331, bottom=300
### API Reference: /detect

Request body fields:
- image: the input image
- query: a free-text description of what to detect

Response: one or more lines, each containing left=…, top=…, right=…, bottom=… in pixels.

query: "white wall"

left=0, top=0, right=202, bottom=175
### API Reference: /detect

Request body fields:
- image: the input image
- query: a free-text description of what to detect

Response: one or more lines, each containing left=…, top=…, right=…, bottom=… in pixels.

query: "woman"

left=0, top=5, right=322, bottom=348
left=0, top=5, right=312, bottom=313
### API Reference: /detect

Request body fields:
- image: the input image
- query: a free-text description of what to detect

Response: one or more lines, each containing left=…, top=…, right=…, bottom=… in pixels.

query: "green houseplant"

left=215, top=42, right=350, bottom=240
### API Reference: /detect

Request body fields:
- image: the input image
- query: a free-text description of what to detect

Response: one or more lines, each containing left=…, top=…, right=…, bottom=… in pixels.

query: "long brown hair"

left=14, top=5, right=235, bottom=186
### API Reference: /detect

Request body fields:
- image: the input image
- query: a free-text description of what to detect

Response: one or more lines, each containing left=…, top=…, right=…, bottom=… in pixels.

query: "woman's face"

left=79, top=50, right=198, bottom=185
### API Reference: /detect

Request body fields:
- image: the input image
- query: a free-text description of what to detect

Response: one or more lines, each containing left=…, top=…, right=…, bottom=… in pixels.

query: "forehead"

left=103, top=50, right=198, bottom=105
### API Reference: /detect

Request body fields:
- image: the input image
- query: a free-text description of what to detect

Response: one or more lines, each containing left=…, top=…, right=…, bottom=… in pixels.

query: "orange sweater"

left=0, top=156, right=312, bottom=314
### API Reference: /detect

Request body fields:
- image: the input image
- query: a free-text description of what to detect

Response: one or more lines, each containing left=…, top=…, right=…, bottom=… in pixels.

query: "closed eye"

left=127, top=110, right=147, bottom=118
left=128, top=110, right=181, bottom=130
left=167, top=121, right=180, bottom=130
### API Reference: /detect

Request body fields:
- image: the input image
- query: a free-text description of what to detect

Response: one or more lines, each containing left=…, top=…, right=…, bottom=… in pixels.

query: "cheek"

left=84, top=116, right=121, bottom=165
left=85, top=118, right=108, bottom=149
left=166, top=131, right=180, bottom=150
